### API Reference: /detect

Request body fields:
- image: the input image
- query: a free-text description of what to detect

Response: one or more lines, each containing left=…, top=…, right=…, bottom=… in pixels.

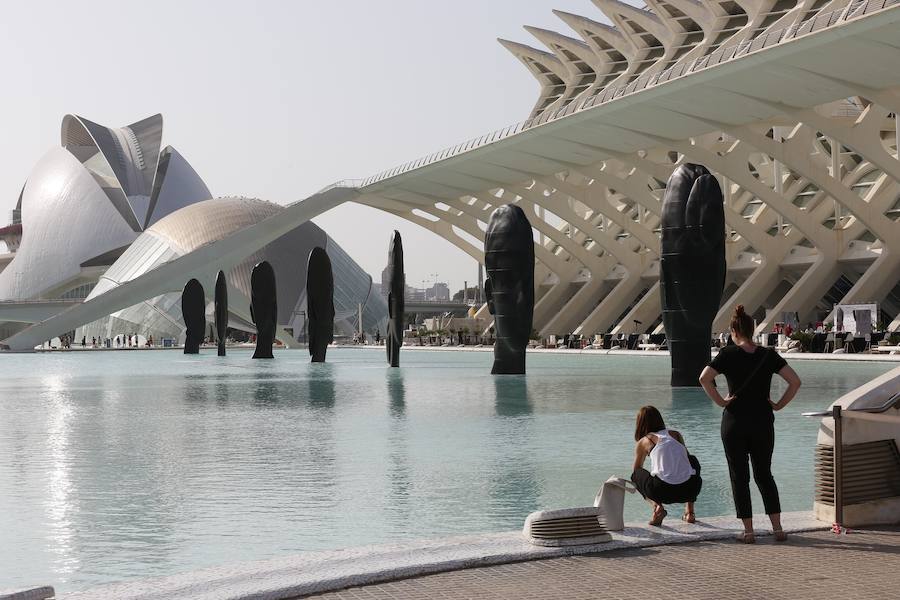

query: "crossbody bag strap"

left=732, top=347, right=772, bottom=398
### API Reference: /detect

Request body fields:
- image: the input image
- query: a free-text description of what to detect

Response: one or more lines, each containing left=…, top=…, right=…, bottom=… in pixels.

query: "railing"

left=802, top=391, right=900, bottom=530
left=357, top=0, right=899, bottom=189
left=313, top=179, right=364, bottom=194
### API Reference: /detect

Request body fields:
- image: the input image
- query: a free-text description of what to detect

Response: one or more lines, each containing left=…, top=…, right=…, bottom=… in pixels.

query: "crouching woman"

left=631, top=405, right=702, bottom=526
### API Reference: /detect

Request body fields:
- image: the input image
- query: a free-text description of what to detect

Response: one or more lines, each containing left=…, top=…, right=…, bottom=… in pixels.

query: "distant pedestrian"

left=81, top=336, right=86, bottom=348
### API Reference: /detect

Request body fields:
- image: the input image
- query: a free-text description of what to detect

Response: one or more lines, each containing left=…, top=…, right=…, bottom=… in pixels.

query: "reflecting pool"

left=0, top=348, right=893, bottom=592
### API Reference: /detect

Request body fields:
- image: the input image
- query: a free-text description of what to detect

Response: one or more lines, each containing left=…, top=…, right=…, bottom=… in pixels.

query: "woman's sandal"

left=649, top=508, right=668, bottom=527
left=682, top=512, right=696, bottom=524
left=773, top=529, right=788, bottom=542
left=735, top=531, right=756, bottom=544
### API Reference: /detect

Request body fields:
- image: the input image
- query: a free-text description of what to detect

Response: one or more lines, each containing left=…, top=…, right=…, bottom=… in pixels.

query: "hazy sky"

left=1, top=0, right=625, bottom=293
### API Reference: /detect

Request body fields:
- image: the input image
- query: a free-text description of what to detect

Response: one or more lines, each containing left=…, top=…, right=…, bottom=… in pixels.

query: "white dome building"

left=0, top=114, right=386, bottom=347
left=0, top=114, right=211, bottom=339
left=78, top=197, right=387, bottom=344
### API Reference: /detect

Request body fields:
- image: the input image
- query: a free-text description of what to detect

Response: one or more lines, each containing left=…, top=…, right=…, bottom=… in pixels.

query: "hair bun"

left=735, top=304, right=746, bottom=316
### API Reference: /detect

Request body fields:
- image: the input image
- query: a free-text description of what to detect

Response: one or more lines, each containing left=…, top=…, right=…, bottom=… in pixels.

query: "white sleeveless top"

left=649, top=429, right=696, bottom=485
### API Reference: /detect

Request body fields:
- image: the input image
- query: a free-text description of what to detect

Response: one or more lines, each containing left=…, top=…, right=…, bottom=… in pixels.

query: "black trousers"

left=631, top=455, right=702, bottom=505
left=721, top=414, right=781, bottom=519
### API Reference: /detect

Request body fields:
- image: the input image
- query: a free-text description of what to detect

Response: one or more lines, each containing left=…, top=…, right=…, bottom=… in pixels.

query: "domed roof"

left=0, top=113, right=212, bottom=302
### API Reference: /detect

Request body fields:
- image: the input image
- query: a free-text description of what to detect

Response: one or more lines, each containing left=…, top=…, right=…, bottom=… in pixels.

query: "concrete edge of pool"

left=64, top=511, right=825, bottom=600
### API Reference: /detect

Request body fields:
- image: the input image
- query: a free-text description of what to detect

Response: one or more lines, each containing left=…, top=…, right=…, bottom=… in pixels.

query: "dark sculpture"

left=250, top=261, right=277, bottom=359
left=386, top=231, right=405, bottom=368
left=660, top=163, right=726, bottom=387
left=484, top=204, right=534, bottom=375
left=181, top=278, right=206, bottom=354
left=214, top=270, right=228, bottom=357
left=306, top=247, right=335, bottom=363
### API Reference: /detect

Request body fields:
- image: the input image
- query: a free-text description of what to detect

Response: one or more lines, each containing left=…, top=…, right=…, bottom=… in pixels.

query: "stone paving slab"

left=67, top=512, right=822, bottom=600
left=309, top=526, right=900, bottom=600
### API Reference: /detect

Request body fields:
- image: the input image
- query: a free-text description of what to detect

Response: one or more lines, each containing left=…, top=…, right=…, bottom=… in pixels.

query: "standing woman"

left=700, top=305, right=801, bottom=543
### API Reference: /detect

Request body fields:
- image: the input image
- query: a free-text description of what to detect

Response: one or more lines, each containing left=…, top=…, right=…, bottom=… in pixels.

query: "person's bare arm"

left=633, top=437, right=653, bottom=473
left=699, top=366, right=733, bottom=408
left=772, top=365, right=801, bottom=411
left=669, top=429, right=687, bottom=450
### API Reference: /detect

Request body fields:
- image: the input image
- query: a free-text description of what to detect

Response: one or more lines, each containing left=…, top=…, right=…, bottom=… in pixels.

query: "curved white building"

left=78, top=197, right=386, bottom=344
left=0, top=116, right=386, bottom=347
left=0, top=114, right=212, bottom=339
left=352, top=0, right=900, bottom=337
left=3, top=1, right=899, bottom=351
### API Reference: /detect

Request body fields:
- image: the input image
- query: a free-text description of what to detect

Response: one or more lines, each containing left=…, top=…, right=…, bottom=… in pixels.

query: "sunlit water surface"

left=0, top=348, right=893, bottom=592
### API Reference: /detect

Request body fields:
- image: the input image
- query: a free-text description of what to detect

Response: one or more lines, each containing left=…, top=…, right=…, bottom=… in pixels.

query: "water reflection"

left=253, top=373, right=281, bottom=406
left=184, top=377, right=209, bottom=404
left=0, top=350, right=893, bottom=594
left=387, top=370, right=405, bottom=418
left=489, top=376, right=539, bottom=521
left=214, top=375, right=230, bottom=406
left=385, top=370, right=411, bottom=523
left=307, top=364, right=336, bottom=410
left=670, top=386, right=710, bottom=406
left=493, top=376, right=533, bottom=417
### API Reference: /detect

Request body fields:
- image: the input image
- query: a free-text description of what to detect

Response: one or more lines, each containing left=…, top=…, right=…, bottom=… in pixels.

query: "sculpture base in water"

left=491, top=347, right=526, bottom=375
left=250, top=261, right=277, bottom=360
left=668, top=339, right=711, bottom=387
left=660, top=163, right=725, bottom=388
left=182, top=278, right=206, bottom=355
left=215, top=270, right=228, bottom=357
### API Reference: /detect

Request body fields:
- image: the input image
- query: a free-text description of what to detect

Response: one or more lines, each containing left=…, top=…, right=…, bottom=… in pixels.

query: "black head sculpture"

left=306, top=247, right=335, bottom=363
left=484, top=204, right=534, bottom=375
left=181, top=278, right=206, bottom=354
left=386, top=231, right=405, bottom=368
left=660, top=163, right=726, bottom=387
left=250, top=261, right=278, bottom=359
left=214, top=270, right=228, bottom=357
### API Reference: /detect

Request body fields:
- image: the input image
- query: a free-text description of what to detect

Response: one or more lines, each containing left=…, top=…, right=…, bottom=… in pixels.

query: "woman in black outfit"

left=700, top=305, right=801, bottom=543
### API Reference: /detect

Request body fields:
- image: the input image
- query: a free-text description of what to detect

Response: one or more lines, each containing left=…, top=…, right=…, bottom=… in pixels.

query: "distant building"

left=427, top=282, right=450, bottom=302
left=405, top=286, right=426, bottom=302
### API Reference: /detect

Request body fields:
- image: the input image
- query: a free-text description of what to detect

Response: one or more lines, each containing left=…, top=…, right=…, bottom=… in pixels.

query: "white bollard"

left=593, top=476, right=636, bottom=531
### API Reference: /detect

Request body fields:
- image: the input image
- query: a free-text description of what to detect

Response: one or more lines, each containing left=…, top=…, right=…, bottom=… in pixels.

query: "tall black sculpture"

left=181, top=278, right=205, bottom=355
left=250, top=261, right=277, bottom=359
left=306, top=247, right=334, bottom=363
left=386, top=231, right=405, bottom=368
left=660, top=163, right=726, bottom=387
left=484, top=204, right=534, bottom=375
left=214, top=270, right=228, bottom=357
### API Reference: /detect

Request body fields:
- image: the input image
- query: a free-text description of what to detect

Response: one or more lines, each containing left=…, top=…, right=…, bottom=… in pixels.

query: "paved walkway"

left=306, top=527, right=900, bottom=600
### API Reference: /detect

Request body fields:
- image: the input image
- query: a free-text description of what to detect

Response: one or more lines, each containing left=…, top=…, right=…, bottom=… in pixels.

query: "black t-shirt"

left=708, top=346, right=787, bottom=420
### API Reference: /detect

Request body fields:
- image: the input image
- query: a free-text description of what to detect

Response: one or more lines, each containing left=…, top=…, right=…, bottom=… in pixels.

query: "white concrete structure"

left=814, top=365, right=900, bottom=526
left=77, top=197, right=387, bottom=345
left=0, top=116, right=385, bottom=349
left=3, top=1, right=900, bottom=350
left=352, top=0, right=900, bottom=338
left=0, top=114, right=211, bottom=339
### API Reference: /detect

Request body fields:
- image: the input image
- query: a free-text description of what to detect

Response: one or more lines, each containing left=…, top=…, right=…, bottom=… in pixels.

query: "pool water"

left=0, top=348, right=893, bottom=593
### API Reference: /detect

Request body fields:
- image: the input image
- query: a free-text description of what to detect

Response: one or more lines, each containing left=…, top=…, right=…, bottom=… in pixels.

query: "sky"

left=0, top=0, right=626, bottom=294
